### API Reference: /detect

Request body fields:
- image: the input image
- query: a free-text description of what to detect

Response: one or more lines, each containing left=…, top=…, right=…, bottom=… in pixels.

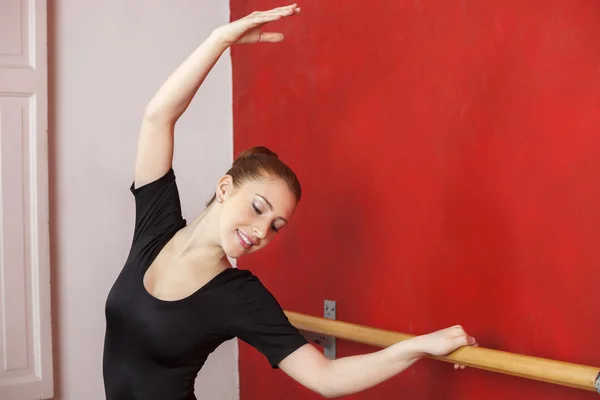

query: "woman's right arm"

left=134, top=4, right=301, bottom=189
left=134, top=36, right=229, bottom=189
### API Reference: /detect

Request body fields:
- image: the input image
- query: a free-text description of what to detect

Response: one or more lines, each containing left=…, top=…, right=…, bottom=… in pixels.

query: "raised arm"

left=279, top=325, right=477, bottom=398
left=134, top=4, right=301, bottom=188
left=134, top=37, right=227, bottom=188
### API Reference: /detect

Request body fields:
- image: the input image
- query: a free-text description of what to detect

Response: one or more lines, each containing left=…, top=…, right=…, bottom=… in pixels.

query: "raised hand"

left=212, top=4, right=301, bottom=46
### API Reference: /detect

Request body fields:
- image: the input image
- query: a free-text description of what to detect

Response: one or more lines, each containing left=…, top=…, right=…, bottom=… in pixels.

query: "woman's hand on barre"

left=414, top=325, right=478, bottom=369
left=279, top=324, right=478, bottom=398
left=211, top=4, right=301, bottom=46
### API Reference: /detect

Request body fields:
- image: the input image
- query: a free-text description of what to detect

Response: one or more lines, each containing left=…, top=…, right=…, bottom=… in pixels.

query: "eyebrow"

left=255, top=194, right=287, bottom=224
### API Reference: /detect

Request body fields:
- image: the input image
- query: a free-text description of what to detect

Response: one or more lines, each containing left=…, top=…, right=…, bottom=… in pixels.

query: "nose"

left=253, top=220, right=270, bottom=240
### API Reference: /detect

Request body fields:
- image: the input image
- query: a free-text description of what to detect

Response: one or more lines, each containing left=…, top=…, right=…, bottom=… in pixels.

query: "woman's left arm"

left=279, top=325, right=476, bottom=398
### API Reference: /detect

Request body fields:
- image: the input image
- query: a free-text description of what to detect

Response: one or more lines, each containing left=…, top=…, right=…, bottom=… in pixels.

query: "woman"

left=103, top=4, right=477, bottom=399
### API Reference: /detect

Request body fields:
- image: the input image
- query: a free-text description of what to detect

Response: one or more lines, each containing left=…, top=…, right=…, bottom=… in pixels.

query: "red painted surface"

left=231, top=1, right=600, bottom=398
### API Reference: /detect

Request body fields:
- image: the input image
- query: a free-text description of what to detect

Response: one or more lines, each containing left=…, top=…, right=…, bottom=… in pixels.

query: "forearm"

left=144, top=32, right=229, bottom=124
left=320, top=338, right=426, bottom=398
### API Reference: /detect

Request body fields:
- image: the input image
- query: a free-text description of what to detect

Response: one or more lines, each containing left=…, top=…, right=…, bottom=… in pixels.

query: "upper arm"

left=278, top=343, right=332, bottom=396
left=230, top=276, right=310, bottom=368
left=134, top=116, right=175, bottom=189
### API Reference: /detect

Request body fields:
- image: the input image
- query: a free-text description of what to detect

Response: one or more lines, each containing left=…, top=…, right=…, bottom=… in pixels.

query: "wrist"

left=208, top=28, right=236, bottom=48
left=385, top=337, right=428, bottom=366
left=403, top=336, right=430, bottom=360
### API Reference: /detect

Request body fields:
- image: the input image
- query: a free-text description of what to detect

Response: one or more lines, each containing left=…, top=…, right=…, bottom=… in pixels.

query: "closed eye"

left=252, top=202, right=280, bottom=234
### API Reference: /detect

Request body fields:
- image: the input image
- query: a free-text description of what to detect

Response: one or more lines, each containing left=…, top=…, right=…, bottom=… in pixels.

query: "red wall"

left=231, top=1, right=600, bottom=398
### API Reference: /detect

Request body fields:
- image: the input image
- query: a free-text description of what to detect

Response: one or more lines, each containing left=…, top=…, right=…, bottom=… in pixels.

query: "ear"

left=216, top=175, right=233, bottom=201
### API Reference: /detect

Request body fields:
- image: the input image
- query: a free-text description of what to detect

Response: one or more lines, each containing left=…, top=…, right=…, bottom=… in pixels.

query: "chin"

left=222, top=241, right=246, bottom=260
left=227, top=251, right=244, bottom=260
left=223, top=246, right=242, bottom=260
left=224, top=232, right=257, bottom=259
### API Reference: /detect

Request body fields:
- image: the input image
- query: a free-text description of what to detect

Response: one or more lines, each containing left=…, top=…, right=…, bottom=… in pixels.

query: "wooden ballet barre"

left=284, top=310, right=600, bottom=393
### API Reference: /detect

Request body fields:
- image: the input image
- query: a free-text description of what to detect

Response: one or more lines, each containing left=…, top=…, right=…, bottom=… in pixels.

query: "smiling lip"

left=237, top=230, right=255, bottom=249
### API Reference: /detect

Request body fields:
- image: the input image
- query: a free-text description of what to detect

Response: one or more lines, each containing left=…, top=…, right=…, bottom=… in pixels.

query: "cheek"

left=219, top=210, right=256, bottom=248
left=222, top=203, right=249, bottom=227
left=218, top=210, right=239, bottom=244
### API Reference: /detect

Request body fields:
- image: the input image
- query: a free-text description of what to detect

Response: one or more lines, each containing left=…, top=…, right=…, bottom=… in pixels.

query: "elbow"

left=316, top=382, right=340, bottom=399
left=315, top=362, right=344, bottom=398
left=318, top=389, right=335, bottom=399
left=294, top=373, right=335, bottom=398
left=321, top=392, right=338, bottom=399
left=143, top=104, right=175, bottom=125
left=319, top=389, right=341, bottom=399
left=143, top=103, right=160, bottom=121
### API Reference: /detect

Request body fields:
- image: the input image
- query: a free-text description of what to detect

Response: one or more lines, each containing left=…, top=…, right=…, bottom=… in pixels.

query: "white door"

left=0, top=0, right=54, bottom=399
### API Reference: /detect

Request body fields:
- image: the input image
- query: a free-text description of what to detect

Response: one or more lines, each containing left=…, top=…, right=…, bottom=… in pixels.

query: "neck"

left=171, top=202, right=229, bottom=268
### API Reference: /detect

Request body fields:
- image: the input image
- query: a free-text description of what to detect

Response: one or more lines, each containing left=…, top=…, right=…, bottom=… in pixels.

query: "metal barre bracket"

left=595, top=371, right=600, bottom=394
left=300, top=300, right=336, bottom=360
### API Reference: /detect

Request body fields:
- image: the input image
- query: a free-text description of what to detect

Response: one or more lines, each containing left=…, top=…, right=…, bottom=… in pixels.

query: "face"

left=216, top=175, right=297, bottom=259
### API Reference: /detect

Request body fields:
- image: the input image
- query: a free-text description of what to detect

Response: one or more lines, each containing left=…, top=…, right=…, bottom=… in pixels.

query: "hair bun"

left=234, top=146, right=278, bottom=165
left=212, top=145, right=300, bottom=206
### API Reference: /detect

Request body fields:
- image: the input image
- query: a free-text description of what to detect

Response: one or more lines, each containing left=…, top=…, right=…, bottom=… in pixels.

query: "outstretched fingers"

left=250, top=4, right=300, bottom=21
left=242, top=4, right=300, bottom=43
left=267, top=4, right=300, bottom=13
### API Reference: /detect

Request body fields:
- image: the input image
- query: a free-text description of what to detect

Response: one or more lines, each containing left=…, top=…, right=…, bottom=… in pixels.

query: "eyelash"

left=252, top=203, right=280, bottom=233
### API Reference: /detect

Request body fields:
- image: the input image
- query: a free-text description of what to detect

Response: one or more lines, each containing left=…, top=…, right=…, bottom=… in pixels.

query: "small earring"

left=217, top=196, right=222, bottom=203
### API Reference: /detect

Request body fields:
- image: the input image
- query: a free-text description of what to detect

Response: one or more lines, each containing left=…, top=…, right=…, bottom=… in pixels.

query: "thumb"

left=259, top=32, right=285, bottom=42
